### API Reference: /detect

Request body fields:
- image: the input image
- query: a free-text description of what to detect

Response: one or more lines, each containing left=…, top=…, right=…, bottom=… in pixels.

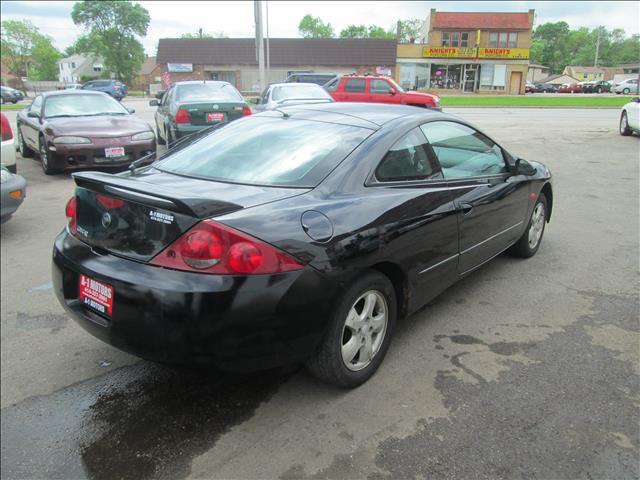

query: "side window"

left=370, top=79, right=391, bottom=94
left=164, top=87, right=175, bottom=105
left=375, top=128, right=441, bottom=182
left=30, top=96, right=42, bottom=113
left=420, top=121, right=507, bottom=179
left=260, top=87, right=270, bottom=104
left=324, top=77, right=339, bottom=90
left=344, top=79, right=365, bottom=93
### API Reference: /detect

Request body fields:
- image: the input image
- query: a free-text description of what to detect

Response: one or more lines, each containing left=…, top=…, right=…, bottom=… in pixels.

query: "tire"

left=597, top=87, right=602, bottom=94
left=305, top=270, right=397, bottom=388
left=39, top=136, right=56, bottom=175
left=623, top=88, right=630, bottom=94
left=17, top=126, right=34, bottom=158
left=12, top=100, right=18, bottom=104
left=509, top=193, right=548, bottom=258
left=166, top=126, right=174, bottom=147
left=155, top=120, right=166, bottom=145
left=0, top=96, right=4, bottom=104
left=620, top=111, right=633, bottom=136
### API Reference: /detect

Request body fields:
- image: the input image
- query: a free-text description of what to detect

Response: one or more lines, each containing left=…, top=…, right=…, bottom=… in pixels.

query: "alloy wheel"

left=528, top=203, right=546, bottom=249
left=341, top=290, right=388, bottom=371
left=620, top=113, right=629, bottom=134
left=18, top=129, right=26, bottom=154
left=39, top=140, right=49, bottom=171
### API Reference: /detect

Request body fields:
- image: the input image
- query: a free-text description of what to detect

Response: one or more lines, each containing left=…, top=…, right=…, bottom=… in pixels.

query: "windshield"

left=272, top=85, right=331, bottom=102
left=44, top=94, right=128, bottom=118
left=387, top=78, right=405, bottom=93
left=176, top=84, right=243, bottom=102
left=157, top=117, right=373, bottom=187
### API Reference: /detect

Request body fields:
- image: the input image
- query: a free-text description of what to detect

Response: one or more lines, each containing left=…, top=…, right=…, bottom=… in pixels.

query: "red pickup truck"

left=326, top=75, right=441, bottom=110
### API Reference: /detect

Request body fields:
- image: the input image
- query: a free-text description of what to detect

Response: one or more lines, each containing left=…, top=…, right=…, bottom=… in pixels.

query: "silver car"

left=613, top=78, right=639, bottom=95
left=253, top=83, right=333, bottom=112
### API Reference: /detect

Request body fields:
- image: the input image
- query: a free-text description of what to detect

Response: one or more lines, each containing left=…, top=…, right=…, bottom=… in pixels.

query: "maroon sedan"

left=17, top=90, right=155, bottom=175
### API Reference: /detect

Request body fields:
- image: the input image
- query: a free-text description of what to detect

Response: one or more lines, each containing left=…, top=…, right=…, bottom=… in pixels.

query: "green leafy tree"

left=71, top=0, right=150, bottom=83
left=367, top=26, right=395, bottom=39
left=1, top=19, right=40, bottom=76
left=29, top=34, right=62, bottom=80
left=298, top=14, right=334, bottom=38
left=181, top=28, right=227, bottom=39
left=340, top=24, right=395, bottom=39
left=65, top=32, right=104, bottom=56
left=397, top=19, right=422, bottom=43
left=530, top=21, right=571, bottom=73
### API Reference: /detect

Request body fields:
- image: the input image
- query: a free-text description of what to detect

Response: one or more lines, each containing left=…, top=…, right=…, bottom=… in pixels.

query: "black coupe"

left=52, top=103, right=553, bottom=388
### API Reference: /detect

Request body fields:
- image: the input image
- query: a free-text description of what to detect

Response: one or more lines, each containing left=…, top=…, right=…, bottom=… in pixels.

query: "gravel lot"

left=1, top=101, right=638, bottom=479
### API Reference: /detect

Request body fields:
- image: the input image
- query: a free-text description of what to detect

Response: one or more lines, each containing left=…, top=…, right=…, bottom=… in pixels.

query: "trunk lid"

left=72, top=169, right=308, bottom=262
left=179, top=101, right=246, bottom=126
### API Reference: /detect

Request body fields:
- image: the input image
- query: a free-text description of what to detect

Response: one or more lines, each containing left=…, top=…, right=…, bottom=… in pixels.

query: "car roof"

left=270, top=82, right=324, bottom=88
left=40, top=89, right=108, bottom=98
left=261, top=102, right=448, bottom=129
left=172, top=80, right=232, bottom=87
left=339, top=74, right=392, bottom=80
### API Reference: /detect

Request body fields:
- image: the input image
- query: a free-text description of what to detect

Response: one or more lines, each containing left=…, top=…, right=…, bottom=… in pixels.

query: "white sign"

left=167, top=63, right=193, bottom=73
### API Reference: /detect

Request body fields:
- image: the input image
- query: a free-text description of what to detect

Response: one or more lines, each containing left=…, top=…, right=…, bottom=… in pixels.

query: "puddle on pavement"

left=1, top=362, right=294, bottom=480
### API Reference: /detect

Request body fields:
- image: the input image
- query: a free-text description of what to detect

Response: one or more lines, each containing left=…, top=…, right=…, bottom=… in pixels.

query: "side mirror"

left=389, top=88, right=397, bottom=95
left=514, top=158, right=536, bottom=176
left=149, top=99, right=158, bottom=107
left=27, top=111, right=40, bottom=119
left=127, top=107, right=135, bottom=113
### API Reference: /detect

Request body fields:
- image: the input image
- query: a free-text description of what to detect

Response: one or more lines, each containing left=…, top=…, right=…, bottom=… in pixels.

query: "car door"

left=22, top=95, right=43, bottom=149
left=368, top=127, right=459, bottom=309
left=254, top=86, right=271, bottom=112
left=627, top=101, right=640, bottom=131
left=421, top=121, right=530, bottom=274
left=369, top=79, right=397, bottom=104
left=341, top=78, right=367, bottom=102
left=154, top=87, right=173, bottom=137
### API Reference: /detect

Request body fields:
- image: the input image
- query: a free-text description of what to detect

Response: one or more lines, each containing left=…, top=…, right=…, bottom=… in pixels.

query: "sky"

left=1, top=0, right=639, bottom=56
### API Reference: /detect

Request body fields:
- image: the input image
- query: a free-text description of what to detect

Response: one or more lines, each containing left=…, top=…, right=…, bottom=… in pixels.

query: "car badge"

left=101, top=212, right=112, bottom=228
left=213, top=104, right=219, bottom=110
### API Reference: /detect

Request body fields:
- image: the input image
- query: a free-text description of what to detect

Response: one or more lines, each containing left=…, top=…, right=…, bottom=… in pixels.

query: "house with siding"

left=57, top=55, right=106, bottom=84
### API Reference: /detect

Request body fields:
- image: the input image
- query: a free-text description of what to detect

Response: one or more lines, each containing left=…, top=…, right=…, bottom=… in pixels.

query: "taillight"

left=242, top=106, right=252, bottom=116
left=0, top=115, right=12, bottom=141
left=96, top=193, right=124, bottom=209
left=150, top=219, right=304, bottom=275
left=65, top=196, right=77, bottom=235
left=175, top=108, right=190, bottom=124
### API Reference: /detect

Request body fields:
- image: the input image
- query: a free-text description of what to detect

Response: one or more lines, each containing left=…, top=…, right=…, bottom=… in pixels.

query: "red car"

left=326, top=75, right=441, bottom=110
left=558, top=82, right=583, bottom=93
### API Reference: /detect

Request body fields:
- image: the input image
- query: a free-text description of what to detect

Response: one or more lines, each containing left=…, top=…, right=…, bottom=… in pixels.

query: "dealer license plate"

left=79, top=274, right=113, bottom=317
left=207, top=112, right=225, bottom=122
left=105, top=147, right=125, bottom=158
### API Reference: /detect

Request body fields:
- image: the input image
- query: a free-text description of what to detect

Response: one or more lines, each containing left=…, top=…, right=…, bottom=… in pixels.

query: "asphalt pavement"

left=1, top=101, right=638, bottom=480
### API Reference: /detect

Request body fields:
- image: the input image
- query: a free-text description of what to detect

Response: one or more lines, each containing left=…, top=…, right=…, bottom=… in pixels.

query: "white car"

left=613, top=78, right=639, bottom=95
left=253, top=82, right=333, bottom=112
left=0, top=112, right=17, bottom=173
left=619, top=97, right=640, bottom=136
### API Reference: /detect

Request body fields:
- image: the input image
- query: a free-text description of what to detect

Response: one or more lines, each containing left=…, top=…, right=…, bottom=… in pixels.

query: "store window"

left=489, top=32, right=518, bottom=48
left=430, top=65, right=462, bottom=90
left=479, top=64, right=507, bottom=90
left=442, top=31, right=473, bottom=47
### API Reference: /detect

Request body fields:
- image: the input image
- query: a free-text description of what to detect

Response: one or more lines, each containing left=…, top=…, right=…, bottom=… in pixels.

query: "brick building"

left=397, top=9, right=534, bottom=95
left=156, top=38, right=397, bottom=93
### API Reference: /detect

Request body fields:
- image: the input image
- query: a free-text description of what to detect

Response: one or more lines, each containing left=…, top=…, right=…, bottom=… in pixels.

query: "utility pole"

left=266, top=1, right=270, bottom=83
left=254, top=0, right=266, bottom=93
left=594, top=26, right=602, bottom=68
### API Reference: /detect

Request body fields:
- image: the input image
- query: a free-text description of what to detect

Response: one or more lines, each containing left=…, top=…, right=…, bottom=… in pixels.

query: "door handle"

left=459, top=203, right=474, bottom=215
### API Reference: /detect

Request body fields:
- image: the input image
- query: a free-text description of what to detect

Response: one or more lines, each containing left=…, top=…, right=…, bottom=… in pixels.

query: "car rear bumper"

left=49, top=139, right=156, bottom=170
left=173, top=124, right=215, bottom=139
left=52, top=229, right=336, bottom=371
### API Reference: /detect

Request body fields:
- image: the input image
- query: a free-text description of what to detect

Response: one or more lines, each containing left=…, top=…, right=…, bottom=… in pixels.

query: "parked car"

left=613, top=78, right=640, bottom=95
left=619, top=97, right=640, bottom=136
left=1, top=112, right=17, bottom=173
left=558, top=82, right=583, bottom=93
left=150, top=81, right=251, bottom=146
left=0, top=166, right=27, bottom=224
left=1, top=86, right=24, bottom=104
left=65, top=83, right=83, bottom=90
left=328, top=74, right=441, bottom=109
left=52, top=102, right=553, bottom=388
left=582, top=80, right=611, bottom=93
left=286, top=72, right=338, bottom=86
left=525, top=81, right=535, bottom=93
left=16, top=90, right=155, bottom=175
left=253, top=83, right=333, bottom=111
left=81, top=79, right=128, bottom=100
left=533, top=83, right=558, bottom=93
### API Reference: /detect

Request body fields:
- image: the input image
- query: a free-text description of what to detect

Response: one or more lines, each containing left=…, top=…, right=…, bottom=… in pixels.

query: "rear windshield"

left=176, top=84, right=243, bottom=102
left=272, top=85, right=330, bottom=102
left=157, top=117, right=373, bottom=187
left=44, top=94, right=128, bottom=118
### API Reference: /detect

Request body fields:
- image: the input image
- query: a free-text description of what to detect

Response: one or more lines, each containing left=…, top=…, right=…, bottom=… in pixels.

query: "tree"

left=397, top=19, right=423, bottom=43
left=181, top=28, right=228, bottom=39
left=29, top=34, right=62, bottom=80
left=65, top=32, right=104, bottom=56
left=530, top=21, right=571, bottom=73
left=1, top=19, right=40, bottom=76
left=298, top=14, right=334, bottom=38
left=340, top=24, right=395, bottom=39
left=71, top=1, right=150, bottom=83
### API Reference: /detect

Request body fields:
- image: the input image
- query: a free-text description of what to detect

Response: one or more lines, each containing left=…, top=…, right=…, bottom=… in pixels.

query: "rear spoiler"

left=72, top=171, right=243, bottom=219
left=278, top=98, right=333, bottom=105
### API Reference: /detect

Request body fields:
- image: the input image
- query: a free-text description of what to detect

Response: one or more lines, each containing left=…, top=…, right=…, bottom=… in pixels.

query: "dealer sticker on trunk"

left=79, top=274, right=113, bottom=317
left=149, top=210, right=174, bottom=224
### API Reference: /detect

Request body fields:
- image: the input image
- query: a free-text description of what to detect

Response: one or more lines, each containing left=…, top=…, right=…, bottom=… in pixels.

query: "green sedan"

left=150, top=81, right=252, bottom=146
